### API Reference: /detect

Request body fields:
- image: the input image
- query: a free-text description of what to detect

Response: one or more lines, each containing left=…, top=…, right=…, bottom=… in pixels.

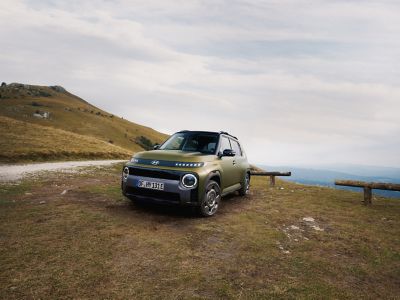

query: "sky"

left=1, top=0, right=399, bottom=167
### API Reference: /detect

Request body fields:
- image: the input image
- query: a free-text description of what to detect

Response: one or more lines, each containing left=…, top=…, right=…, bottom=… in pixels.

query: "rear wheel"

left=198, top=180, right=221, bottom=217
left=239, top=172, right=250, bottom=196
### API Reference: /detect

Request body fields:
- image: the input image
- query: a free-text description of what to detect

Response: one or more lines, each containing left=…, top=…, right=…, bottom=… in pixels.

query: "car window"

left=160, top=132, right=218, bottom=154
left=161, top=133, right=185, bottom=150
left=219, top=136, right=231, bottom=152
left=230, top=139, right=242, bottom=156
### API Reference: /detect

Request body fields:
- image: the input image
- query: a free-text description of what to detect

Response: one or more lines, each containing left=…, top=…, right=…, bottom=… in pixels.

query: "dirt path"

left=0, top=160, right=126, bottom=182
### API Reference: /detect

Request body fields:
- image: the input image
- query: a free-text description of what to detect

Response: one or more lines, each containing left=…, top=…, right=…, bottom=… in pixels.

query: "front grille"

left=128, top=167, right=181, bottom=181
left=125, top=186, right=180, bottom=202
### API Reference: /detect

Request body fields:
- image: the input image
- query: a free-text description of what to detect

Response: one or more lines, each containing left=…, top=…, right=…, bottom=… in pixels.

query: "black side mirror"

left=219, top=149, right=236, bottom=157
left=153, top=144, right=160, bottom=150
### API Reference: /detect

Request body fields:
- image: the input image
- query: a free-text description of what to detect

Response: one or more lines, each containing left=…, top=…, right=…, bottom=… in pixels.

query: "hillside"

left=0, top=83, right=168, bottom=162
left=0, top=116, right=131, bottom=162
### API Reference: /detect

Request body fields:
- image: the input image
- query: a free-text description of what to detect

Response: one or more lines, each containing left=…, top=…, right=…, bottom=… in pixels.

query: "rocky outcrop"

left=0, top=83, right=68, bottom=99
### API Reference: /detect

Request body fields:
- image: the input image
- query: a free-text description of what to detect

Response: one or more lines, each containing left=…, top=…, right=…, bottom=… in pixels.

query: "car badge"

left=151, top=160, right=160, bottom=165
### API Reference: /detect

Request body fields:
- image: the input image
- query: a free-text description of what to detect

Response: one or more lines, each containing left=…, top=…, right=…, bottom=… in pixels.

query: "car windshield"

left=159, top=132, right=219, bottom=154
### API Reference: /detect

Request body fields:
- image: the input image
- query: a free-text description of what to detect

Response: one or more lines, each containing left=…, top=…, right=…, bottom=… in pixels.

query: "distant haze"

left=1, top=1, right=399, bottom=167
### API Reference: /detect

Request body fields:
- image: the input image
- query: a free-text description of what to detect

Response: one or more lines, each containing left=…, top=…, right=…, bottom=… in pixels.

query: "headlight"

left=182, top=174, right=197, bottom=188
left=175, top=162, right=204, bottom=167
left=122, top=167, right=129, bottom=180
left=130, top=157, right=139, bottom=163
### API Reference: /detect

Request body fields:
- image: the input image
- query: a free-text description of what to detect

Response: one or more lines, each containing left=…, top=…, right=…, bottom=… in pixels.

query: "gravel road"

left=0, top=160, right=126, bottom=182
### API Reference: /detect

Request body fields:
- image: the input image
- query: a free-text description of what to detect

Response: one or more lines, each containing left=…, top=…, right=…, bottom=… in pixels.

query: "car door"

left=218, top=135, right=236, bottom=190
left=229, top=138, right=246, bottom=185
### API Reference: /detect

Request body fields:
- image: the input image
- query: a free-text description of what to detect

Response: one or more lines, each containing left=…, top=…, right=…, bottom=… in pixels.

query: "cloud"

left=1, top=0, right=399, bottom=167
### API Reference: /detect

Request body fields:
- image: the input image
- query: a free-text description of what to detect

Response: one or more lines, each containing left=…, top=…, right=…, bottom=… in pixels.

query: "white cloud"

left=1, top=0, right=399, bottom=167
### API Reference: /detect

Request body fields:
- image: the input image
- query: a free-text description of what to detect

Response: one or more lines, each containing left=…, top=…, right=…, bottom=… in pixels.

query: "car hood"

left=134, top=150, right=215, bottom=162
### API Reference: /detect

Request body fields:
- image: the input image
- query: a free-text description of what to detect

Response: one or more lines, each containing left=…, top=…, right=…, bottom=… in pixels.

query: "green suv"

left=121, top=131, right=250, bottom=216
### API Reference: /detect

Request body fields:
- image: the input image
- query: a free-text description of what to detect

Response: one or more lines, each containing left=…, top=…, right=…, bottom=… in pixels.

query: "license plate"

left=138, top=180, right=164, bottom=191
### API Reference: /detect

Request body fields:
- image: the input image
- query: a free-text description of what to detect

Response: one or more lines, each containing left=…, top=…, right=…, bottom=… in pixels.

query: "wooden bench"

left=250, top=171, right=292, bottom=187
left=335, top=180, right=400, bottom=205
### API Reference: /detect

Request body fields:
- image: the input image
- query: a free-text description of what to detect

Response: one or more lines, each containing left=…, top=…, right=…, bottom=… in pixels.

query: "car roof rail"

left=219, top=131, right=238, bottom=140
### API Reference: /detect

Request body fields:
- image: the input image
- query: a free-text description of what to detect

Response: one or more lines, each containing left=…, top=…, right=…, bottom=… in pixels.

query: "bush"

left=135, top=136, right=154, bottom=150
left=38, top=91, right=51, bottom=97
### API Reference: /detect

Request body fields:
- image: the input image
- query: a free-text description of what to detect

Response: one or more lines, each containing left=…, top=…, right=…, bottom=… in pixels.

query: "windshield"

left=159, top=132, right=219, bottom=154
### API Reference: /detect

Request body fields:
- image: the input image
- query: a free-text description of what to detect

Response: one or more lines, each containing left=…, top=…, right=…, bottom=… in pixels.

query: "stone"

left=302, top=217, right=315, bottom=222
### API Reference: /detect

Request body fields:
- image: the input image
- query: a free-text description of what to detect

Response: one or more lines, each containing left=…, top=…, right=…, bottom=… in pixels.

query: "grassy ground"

left=1, top=164, right=399, bottom=299
left=0, top=84, right=168, bottom=162
left=0, top=116, right=131, bottom=162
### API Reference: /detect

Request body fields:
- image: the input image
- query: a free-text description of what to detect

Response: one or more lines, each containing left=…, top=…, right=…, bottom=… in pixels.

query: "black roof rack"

left=219, top=131, right=238, bottom=140
left=175, top=130, right=238, bottom=140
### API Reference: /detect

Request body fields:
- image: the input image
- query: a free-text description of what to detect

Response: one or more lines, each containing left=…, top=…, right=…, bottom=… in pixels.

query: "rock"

left=302, top=217, right=315, bottom=222
left=50, top=85, right=66, bottom=93
left=290, top=225, right=300, bottom=230
left=311, top=225, right=324, bottom=231
left=39, top=201, right=46, bottom=204
left=61, top=189, right=67, bottom=195
left=283, top=250, right=290, bottom=254
left=279, top=187, right=284, bottom=190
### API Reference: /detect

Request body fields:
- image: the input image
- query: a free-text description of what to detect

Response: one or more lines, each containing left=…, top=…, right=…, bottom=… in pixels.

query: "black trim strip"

left=132, top=158, right=204, bottom=168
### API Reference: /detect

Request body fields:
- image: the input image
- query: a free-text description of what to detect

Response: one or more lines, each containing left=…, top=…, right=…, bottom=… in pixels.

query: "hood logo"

left=151, top=160, right=160, bottom=165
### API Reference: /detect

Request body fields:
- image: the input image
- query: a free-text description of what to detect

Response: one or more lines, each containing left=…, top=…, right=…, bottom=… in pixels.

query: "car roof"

left=176, top=130, right=238, bottom=140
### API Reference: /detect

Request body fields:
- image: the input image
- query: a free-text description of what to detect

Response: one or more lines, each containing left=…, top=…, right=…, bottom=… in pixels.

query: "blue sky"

left=1, top=0, right=399, bottom=167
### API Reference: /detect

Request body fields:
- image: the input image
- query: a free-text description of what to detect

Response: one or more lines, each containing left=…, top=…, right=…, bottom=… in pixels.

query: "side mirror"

left=153, top=144, right=160, bottom=150
left=219, top=149, right=236, bottom=157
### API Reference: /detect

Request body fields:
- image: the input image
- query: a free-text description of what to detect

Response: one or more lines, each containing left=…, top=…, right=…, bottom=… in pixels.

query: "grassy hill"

left=0, top=116, right=132, bottom=162
left=0, top=83, right=168, bottom=162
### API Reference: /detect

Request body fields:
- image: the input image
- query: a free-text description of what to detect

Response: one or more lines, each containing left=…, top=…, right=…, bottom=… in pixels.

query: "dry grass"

left=0, top=84, right=168, bottom=162
left=0, top=116, right=131, bottom=162
left=1, top=165, right=399, bottom=299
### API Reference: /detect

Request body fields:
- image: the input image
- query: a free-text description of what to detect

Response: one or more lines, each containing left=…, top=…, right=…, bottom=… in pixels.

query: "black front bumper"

left=121, top=166, right=198, bottom=205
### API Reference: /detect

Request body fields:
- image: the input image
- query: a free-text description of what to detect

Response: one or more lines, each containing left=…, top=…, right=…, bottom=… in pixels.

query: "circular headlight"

left=182, top=174, right=197, bottom=188
left=122, top=167, right=129, bottom=180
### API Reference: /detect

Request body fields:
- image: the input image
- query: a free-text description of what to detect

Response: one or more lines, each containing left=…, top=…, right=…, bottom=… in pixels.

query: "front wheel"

left=238, top=172, right=250, bottom=196
left=198, top=180, right=221, bottom=217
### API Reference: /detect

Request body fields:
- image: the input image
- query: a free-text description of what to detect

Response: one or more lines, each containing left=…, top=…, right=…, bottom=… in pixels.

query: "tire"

left=198, top=180, right=221, bottom=217
left=238, top=172, right=250, bottom=196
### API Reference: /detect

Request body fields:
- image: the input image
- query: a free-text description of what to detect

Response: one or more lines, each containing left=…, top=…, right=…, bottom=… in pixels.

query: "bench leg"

left=270, top=176, right=275, bottom=187
left=363, top=187, right=372, bottom=205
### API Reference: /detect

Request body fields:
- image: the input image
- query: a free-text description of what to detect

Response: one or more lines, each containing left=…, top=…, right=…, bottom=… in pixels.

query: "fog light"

left=182, top=174, right=197, bottom=188
left=122, top=167, right=129, bottom=180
